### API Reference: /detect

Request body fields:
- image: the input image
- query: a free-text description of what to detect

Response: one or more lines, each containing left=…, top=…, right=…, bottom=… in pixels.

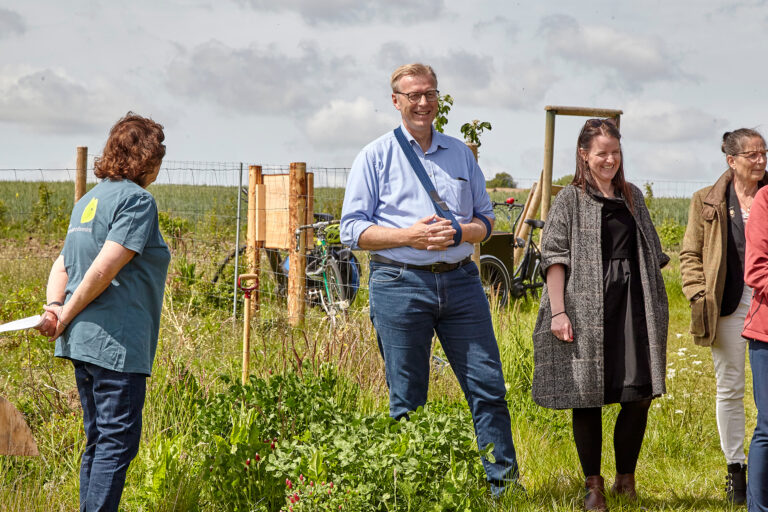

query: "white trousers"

left=712, top=285, right=752, bottom=465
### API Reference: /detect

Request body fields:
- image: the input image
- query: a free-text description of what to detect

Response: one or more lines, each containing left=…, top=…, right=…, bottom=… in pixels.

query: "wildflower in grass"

left=675, top=410, right=683, bottom=414
left=692, top=360, right=702, bottom=365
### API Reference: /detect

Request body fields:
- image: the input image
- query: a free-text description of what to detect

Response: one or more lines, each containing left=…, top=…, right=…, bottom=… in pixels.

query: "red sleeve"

left=745, top=186, right=768, bottom=296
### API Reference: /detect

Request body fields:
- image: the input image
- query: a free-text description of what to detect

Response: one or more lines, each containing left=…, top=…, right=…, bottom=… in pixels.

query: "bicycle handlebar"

left=295, top=220, right=340, bottom=250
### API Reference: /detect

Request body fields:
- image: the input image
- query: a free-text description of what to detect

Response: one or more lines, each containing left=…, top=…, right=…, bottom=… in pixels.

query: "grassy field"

left=0, top=181, right=749, bottom=511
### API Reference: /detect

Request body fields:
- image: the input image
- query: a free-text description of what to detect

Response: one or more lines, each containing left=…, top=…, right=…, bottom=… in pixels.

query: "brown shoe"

left=611, top=473, right=637, bottom=500
left=584, top=475, right=607, bottom=511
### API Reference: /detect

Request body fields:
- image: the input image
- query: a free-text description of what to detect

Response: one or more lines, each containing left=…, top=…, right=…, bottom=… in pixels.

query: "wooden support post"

left=247, top=166, right=263, bottom=317
left=288, top=163, right=307, bottom=326
left=540, top=110, right=555, bottom=221
left=514, top=171, right=544, bottom=266
left=75, top=146, right=87, bottom=202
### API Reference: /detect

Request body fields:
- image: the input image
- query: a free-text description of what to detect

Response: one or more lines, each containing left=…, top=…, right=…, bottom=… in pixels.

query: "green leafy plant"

left=461, top=119, right=492, bottom=147
left=434, top=94, right=454, bottom=133
left=657, top=217, right=686, bottom=251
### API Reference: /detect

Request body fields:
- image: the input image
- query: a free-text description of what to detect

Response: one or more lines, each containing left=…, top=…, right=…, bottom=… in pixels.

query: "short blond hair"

left=390, top=63, right=438, bottom=92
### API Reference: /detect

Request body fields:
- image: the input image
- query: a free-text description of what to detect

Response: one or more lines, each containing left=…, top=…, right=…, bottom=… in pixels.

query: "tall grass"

left=0, top=182, right=746, bottom=511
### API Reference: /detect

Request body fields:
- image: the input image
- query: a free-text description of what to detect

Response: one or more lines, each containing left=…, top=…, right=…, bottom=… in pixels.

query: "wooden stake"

left=238, top=273, right=259, bottom=385
left=75, top=147, right=87, bottom=202
left=288, top=163, right=307, bottom=326
left=514, top=170, right=544, bottom=266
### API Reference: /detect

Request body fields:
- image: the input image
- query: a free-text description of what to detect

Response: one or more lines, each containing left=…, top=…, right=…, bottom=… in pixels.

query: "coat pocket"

left=689, top=295, right=709, bottom=338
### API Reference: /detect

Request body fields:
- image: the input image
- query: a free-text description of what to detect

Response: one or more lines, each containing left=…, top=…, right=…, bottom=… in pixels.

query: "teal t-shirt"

left=55, top=179, right=171, bottom=375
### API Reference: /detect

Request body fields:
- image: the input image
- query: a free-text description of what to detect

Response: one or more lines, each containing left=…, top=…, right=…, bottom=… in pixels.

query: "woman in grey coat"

left=532, top=118, right=669, bottom=511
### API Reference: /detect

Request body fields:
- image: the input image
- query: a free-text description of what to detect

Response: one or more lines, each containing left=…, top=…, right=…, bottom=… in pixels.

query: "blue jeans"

left=749, top=340, right=768, bottom=511
left=369, top=261, right=519, bottom=491
left=73, top=360, right=147, bottom=512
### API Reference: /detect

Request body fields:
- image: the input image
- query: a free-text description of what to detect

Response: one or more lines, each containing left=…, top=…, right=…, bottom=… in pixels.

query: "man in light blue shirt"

left=341, top=63, right=520, bottom=496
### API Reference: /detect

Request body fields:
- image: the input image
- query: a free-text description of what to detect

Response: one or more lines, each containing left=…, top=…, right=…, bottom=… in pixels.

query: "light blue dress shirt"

left=341, top=123, right=494, bottom=265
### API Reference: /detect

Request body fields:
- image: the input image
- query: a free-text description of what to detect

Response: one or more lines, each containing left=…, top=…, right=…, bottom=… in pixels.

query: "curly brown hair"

left=94, top=112, right=165, bottom=184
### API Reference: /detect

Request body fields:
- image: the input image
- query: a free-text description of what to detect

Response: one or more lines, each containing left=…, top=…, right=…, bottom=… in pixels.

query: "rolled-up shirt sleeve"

left=341, top=148, right=378, bottom=249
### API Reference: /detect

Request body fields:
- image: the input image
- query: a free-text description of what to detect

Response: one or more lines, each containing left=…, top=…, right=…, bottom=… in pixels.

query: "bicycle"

left=479, top=198, right=545, bottom=306
left=293, top=219, right=361, bottom=317
left=211, top=213, right=361, bottom=317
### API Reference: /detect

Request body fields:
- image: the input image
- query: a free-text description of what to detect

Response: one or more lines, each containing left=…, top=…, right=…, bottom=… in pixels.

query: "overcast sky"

left=1, top=0, right=766, bottom=191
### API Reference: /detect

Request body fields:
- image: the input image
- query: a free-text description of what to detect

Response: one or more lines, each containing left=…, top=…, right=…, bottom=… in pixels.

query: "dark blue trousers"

left=73, top=360, right=147, bottom=512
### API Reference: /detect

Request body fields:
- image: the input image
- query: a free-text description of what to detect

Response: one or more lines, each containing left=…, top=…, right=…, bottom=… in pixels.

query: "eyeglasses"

left=734, top=150, right=768, bottom=161
left=394, top=89, right=440, bottom=103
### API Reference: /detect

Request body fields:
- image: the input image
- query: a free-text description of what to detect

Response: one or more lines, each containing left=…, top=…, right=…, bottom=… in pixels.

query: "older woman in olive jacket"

left=680, top=129, right=768, bottom=505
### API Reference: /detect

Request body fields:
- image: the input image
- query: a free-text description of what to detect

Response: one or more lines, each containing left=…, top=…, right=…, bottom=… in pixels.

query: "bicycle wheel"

left=323, top=260, right=349, bottom=313
left=480, top=255, right=511, bottom=307
left=334, top=250, right=360, bottom=303
left=527, top=250, right=545, bottom=300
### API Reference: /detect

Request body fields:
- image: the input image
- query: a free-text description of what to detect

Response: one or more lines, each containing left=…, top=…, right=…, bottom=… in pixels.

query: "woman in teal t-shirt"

left=36, top=112, right=170, bottom=512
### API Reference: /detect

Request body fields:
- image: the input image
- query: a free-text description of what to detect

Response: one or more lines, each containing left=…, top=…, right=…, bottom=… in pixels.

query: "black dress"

left=592, top=190, right=653, bottom=404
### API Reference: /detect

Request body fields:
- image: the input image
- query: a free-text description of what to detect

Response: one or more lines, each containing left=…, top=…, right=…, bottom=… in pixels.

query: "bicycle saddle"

left=313, top=212, right=334, bottom=222
left=524, top=219, right=545, bottom=229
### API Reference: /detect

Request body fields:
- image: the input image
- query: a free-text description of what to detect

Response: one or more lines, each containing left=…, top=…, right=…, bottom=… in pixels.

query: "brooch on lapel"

left=729, top=206, right=735, bottom=218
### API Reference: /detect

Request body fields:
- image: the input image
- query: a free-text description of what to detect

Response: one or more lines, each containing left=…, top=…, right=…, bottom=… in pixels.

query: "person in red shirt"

left=742, top=139, right=768, bottom=512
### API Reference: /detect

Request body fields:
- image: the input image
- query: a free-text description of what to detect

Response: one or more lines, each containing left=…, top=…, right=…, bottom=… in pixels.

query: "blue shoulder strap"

left=393, top=127, right=462, bottom=247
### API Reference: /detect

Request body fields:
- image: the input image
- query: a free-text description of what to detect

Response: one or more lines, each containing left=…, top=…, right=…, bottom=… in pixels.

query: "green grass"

left=0, top=182, right=745, bottom=511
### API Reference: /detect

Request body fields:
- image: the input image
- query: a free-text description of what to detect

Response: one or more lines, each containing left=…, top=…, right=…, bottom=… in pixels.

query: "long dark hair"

left=572, top=118, right=634, bottom=213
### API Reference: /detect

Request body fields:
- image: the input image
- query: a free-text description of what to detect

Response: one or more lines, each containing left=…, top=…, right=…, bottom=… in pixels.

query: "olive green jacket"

left=680, top=169, right=768, bottom=346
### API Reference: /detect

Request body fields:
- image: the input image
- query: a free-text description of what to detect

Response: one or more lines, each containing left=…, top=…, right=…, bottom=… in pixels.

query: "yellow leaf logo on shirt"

left=80, top=198, right=98, bottom=224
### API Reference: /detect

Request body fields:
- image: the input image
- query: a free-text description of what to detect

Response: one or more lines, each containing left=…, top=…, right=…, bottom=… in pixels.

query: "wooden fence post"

left=75, top=147, right=87, bottom=202
left=247, top=166, right=263, bottom=316
left=288, top=163, right=307, bottom=326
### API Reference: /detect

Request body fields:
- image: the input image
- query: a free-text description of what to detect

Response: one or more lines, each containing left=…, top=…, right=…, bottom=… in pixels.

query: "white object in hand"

left=0, top=315, right=43, bottom=333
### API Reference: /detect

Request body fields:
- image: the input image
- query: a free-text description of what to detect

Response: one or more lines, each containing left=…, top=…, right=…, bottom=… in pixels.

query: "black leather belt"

left=370, top=254, right=472, bottom=273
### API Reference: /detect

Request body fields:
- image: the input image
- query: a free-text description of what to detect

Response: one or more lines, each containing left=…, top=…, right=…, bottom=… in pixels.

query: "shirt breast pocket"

left=442, top=178, right=473, bottom=218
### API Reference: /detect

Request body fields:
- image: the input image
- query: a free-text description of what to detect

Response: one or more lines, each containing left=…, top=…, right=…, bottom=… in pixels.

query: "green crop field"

left=1, top=181, right=740, bottom=512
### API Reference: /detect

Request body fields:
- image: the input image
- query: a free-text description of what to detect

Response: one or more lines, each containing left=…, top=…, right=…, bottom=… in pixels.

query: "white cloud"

left=0, top=8, right=25, bottom=39
left=233, top=0, right=445, bottom=25
left=375, top=43, right=556, bottom=111
left=621, top=100, right=727, bottom=143
left=166, top=40, right=352, bottom=116
left=472, top=15, right=519, bottom=42
left=0, top=68, right=120, bottom=133
left=305, top=97, right=394, bottom=149
left=539, top=14, right=691, bottom=89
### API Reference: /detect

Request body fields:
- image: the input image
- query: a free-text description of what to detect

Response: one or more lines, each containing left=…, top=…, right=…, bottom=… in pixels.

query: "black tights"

left=572, top=400, right=651, bottom=477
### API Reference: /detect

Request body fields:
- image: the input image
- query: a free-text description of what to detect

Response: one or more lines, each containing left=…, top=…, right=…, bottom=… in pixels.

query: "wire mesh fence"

left=0, top=160, right=707, bottom=383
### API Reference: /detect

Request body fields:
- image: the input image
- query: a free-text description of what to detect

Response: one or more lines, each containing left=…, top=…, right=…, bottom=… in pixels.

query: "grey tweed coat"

left=532, top=184, right=670, bottom=409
